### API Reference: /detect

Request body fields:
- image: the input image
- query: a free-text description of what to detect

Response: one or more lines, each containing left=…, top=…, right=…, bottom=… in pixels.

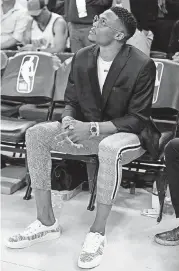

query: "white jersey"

left=31, top=13, right=61, bottom=49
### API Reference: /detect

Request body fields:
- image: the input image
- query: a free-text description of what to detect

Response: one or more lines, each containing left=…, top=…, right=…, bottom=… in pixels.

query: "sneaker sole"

left=78, top=257, right=101, bottom=269
left=154, top=236, right=179, bottom=246
left=5, top=230, right=61, bottom=249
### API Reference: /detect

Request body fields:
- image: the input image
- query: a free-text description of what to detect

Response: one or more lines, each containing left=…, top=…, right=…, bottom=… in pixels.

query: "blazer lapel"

left=88, top=46, right=102, bottom=109
left=101, top=45, right=131, bottom=111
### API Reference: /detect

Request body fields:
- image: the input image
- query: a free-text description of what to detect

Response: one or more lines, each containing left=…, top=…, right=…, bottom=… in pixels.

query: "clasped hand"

left=172, top=52, right=179, bottom=63
left=58, top=120, right=90, bottom=147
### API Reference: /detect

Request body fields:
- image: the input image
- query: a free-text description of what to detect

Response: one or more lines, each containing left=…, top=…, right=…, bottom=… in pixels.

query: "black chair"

left=23, top=57, right=98, bottom=210
left=23, top=58, right=179, bottom=213
left=1, top=51, right=58, bottom=175
left=18, top=53, right=74, bottom=122
left=124, top=58, right=179, bottom=222
left=1, top=50, right=21, bottom=118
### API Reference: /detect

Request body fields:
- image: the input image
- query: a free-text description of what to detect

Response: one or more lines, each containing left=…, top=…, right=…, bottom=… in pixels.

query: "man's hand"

left=172, top=52, right=179, bottom=63
left=61, top=116, right=74, bottom=132
left=68, top=120, right=90, bottom=143
left=158, top=0, right=168, bottom=14
left=18, top=44, right=36, bottom=51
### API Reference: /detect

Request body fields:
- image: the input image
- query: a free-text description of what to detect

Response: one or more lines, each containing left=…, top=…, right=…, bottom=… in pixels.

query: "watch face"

left=91, top=127, right=97, bottom=132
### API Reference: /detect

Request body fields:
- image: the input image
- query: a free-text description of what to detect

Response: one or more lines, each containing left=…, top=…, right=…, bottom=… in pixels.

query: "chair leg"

left=156, top=170, right=168, bottom=223
left=157, top=194, right=166, bottom=223
left=23, top=157, right=32, bottom=200
left=130, top=181, right=136, bottom=194
left=23, top=170, right=32, bottom=200
left=87, top=160, right=99, bottom=211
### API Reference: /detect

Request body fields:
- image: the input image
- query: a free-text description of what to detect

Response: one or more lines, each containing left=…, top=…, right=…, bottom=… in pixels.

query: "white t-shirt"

left=97, top=56, right=113, bottom=93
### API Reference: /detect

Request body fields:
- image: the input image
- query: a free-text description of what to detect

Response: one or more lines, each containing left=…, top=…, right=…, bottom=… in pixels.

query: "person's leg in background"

left=78, top=132, right=145, bottom=269
left=68, top=22, right=84, bottom=53
left=155, top=138, right=179, bottom=246
left=81, top=26, right=93, bottom=48
left=68, top=23, right=93, bottom=53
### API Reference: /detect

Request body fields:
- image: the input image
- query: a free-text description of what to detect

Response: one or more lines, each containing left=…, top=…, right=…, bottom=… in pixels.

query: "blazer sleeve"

left=61, top=53, right=80, bottom=119
left=111, top=59, right=156, bottom=134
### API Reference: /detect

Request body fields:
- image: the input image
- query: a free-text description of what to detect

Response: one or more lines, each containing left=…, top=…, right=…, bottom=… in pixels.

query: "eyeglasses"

left=93, top=15, right=120, bottom=33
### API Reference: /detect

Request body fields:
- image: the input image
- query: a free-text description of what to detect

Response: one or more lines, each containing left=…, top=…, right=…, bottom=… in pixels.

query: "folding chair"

left=1, top=50, right=21, bottom=118
left=87, top=58, right=179, bottom=214
left=23, top=57, right=98, bottom=211
left=123, top=58, right=179, bottom=222
left=1, top=51, right=58, bottom=177
left=21, top=59, right=179, bottom=213
left=18, top=53, right=74, bottom=122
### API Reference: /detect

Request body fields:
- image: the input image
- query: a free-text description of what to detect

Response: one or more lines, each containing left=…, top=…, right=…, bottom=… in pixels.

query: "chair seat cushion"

left=19, top=104, right=64, bottom=121
left=1, top=104, right=21, bottom=117
left=1, top=117, right=36, bottom=143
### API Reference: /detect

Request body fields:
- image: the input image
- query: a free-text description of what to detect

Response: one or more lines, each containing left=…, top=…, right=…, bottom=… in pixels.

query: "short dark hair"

left=110, top=6, right=137, bottom=40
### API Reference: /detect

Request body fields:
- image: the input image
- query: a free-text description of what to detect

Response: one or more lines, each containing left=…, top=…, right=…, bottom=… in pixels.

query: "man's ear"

left=115, top=32, right=125, bottom=41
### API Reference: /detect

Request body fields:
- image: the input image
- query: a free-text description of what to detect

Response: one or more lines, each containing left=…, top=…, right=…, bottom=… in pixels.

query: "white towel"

left=76, top=0, right=87, bottom=18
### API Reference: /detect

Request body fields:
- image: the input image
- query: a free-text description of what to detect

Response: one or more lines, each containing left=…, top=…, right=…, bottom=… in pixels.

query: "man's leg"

left=165, top=138, right=179, bottom=218
left=78, top=133, right=145, bottom=269
left=92, top=133, right=145, bottom=234
left=26, top=122, right=60, bottom=227
left=5, top=121, right=104, bottom=249
left=81, top=26, right=93, bottom=48
left=155, top=138, right=179, bottom=246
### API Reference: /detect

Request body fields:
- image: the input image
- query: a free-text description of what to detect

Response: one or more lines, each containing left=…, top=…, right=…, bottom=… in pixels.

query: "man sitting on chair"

left=5, top=6, right=159, bottom=269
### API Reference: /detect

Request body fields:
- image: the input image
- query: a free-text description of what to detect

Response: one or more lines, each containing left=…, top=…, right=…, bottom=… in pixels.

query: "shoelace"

left=23, top=220, right=42, bottom=236
left=82, top=233, right=103, bottom=253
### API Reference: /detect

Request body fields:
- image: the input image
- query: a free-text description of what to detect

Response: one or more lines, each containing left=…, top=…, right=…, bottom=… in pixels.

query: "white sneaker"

left=78, top=232, right=107, bottom=269
left=5, top=219, right=61, bottom=249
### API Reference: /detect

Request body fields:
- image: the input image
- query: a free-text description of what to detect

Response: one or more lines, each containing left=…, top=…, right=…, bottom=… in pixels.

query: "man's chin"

left=88, top=33, right=96, bottom=43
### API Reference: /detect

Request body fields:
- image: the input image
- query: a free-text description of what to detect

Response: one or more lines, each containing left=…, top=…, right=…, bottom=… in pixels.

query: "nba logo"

left=17, top=55, right=39, bottom=93
left=152, top=62, right=164, bottom=104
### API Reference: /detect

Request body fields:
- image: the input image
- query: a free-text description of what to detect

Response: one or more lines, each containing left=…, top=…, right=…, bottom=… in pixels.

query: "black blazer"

left=62, top=44, right=161, bottom=158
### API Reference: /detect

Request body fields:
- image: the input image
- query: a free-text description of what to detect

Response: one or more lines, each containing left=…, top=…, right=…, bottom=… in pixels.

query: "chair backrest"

left=57, top=52, right=74, bottom=63
left=53, top=57, right=72, bottom=102
left=1, top=51, right=8, bottom=78
left=152, top=59, right=179, bottom=112
left=1, top=51, right=8, bottom=71
left=1, top=51, right=57, bottom=104
left=3, top=50, right=18, bottom=58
